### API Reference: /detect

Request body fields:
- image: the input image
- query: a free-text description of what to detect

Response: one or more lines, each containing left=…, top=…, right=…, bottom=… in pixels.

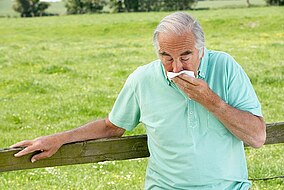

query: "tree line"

left=13, top=0, right=199, bottom=17
left=13, top=0, right=284, bottom=17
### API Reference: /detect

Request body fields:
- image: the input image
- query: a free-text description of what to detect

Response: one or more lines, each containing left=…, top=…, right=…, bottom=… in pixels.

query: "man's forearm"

left=206, top=92, right=266, bottom=148
left=56, top=119, right=124, bottom=145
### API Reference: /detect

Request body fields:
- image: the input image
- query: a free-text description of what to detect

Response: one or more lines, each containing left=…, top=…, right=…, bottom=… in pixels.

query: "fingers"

left=31, top=151, right=52, bottom=163
left=10, top=140, right=33, bottom=148
left=14, top=145, right=39, bottom=157
left=11, top=140, right=38, bottom=157
left=12, top=139, right=43, bottom=157
left=15, top=145, right=58, bottom=163
left=173, top=75, right=206, bottom=100
left=177, top=74, right=199, bottom=86
left=13, top=144, right=55, bottom=163
left=10, top=136, right=61, bottom=163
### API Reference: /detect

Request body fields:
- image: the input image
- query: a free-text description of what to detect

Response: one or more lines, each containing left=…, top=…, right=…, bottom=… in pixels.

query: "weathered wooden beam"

left=265, top=122, right=284, bottom=145
left=0, top=135, right=149, bottom=172
left=0, top=122, right=283, bottom=172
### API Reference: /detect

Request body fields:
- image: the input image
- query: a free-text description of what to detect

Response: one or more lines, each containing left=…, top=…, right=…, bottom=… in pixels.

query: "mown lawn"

left=0, top=6, right=283, bottom=190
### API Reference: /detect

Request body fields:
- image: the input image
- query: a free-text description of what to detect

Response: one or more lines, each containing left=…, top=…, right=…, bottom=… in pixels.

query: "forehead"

left=158, top=32, right=196, bottom=53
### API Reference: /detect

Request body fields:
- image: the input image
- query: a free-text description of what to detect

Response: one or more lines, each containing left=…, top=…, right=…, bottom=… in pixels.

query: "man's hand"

left=10, top=135, right=63, bottom=163
left=172, top=74, right=217, bottom=107
left=9, top=118, right=125, bottom=163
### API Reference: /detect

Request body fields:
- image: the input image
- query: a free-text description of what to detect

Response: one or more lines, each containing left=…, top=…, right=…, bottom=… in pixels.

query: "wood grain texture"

left=265, top=122, right=284, bottom=145
left=0, top=135, right=149, bottom=172
left=0, top=122, right=283, bottom=172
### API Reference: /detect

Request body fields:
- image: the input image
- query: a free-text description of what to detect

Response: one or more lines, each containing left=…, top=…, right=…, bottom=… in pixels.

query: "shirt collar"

left=160, top=61, right=172, bottom=85
left=197, top=47, right=209, bottom=79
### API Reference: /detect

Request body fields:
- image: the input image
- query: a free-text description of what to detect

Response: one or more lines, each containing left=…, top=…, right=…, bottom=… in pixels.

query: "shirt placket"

left=170, top=81, right=198, bottom=129
left=187, top=100, right=198, bottom=128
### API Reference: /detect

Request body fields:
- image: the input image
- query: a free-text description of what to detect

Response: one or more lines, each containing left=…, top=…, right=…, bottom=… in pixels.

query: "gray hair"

left=153, top=12, right=205, bottom=58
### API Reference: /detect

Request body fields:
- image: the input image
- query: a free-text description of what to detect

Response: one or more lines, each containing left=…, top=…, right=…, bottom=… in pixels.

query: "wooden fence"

left=0, top=122, right=283, bottom=172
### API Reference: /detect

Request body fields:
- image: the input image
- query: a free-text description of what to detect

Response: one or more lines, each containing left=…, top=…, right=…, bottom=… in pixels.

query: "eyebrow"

left=159, top=50, right=193, bottom=56
left=180, top=51, right=192, bottom=56
left=159, top=52, right=171, bottom=56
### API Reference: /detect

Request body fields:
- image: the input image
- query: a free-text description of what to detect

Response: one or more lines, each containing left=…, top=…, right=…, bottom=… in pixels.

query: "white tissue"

left=167, top=70, right=195, bottom=79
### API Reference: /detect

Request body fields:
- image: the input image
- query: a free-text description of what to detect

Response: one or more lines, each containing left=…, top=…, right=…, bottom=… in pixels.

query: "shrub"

left=265, top=0, right=284, bottom=5
left=161, top=0, right=198, bottom=11
left=13, top=0, right=50, bottom=17
left=110, top=0, right=198, bottom=13
left=64, top=0, right=107, bottom=14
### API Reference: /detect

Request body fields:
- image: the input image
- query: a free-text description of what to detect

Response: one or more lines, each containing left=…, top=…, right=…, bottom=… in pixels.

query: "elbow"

left=105, top=118, right=125, bottom=138
left=250, top=124, right=266, bottom=148
left=250, top=134, right=266, bottom=148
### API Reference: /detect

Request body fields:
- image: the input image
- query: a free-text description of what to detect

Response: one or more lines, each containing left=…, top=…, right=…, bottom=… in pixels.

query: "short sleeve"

left=108, top=74, right=141, bottom=131
left=227, top=63, right=263, bottom=117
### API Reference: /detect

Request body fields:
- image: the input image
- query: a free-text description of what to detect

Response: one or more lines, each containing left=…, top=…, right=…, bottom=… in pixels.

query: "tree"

left=13, top=0, right=50, bottom=17
left=265, top=0, right=284, bottom=5
left=246, top=0, right=251, bottom=7
left=110, top=0, right=197, bottom=13
left=162, top=0, right=198, bottom=11
left=64, top=0, right=107, bottom=14
left=123, top=0, right=139, bottom=12
left=109, top=0, right=123, bottom=12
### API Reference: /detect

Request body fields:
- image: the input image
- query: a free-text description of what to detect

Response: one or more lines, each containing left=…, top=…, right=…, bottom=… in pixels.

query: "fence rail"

left=0, top=122, right=283, bottom=172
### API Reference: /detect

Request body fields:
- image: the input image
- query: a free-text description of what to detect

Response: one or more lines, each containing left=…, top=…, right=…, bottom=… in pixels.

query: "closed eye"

left=181, top=58, right=189, bottom=61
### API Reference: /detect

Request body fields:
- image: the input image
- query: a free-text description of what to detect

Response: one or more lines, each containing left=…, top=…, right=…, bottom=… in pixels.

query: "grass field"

left=0, top=6, right=283, bottom=190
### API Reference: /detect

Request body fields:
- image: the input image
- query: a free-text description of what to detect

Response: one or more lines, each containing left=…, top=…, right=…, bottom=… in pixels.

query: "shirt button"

left=189, top=111, right=193, bottom=115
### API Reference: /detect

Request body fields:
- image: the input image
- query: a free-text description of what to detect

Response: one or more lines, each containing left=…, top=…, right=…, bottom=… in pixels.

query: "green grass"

left=0, top=6, right=283, bottom=190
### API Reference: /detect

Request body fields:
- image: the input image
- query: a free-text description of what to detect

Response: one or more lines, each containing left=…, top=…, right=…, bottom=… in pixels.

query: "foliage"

left=161, top=0, right=198, bottom=11
left=64, top=0, right=107, bottom=14
left=110, top=0, right=198, bottom=12
left=265, top=0, right=284, bottom=5
left=12, top=0, right=50, bottom=17
left=109, top=0, right=124, bottom=12
left=0, top=7, right=283, bottom=189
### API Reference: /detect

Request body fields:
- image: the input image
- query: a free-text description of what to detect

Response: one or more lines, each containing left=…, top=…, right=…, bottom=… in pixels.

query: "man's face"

left=158, top=32, right=202, bottom=75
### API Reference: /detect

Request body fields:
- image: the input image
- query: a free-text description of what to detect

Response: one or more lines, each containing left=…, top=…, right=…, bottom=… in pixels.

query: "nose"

left=172, top=59, right=183, bottom=73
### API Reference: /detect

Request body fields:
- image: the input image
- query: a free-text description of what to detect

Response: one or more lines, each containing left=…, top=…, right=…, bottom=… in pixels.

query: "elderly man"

left=12, top=12, right=266, bottom=189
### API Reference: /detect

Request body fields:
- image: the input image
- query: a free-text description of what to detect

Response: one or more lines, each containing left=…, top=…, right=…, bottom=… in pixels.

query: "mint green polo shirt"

left=109, top=48, right=262, bottom=190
